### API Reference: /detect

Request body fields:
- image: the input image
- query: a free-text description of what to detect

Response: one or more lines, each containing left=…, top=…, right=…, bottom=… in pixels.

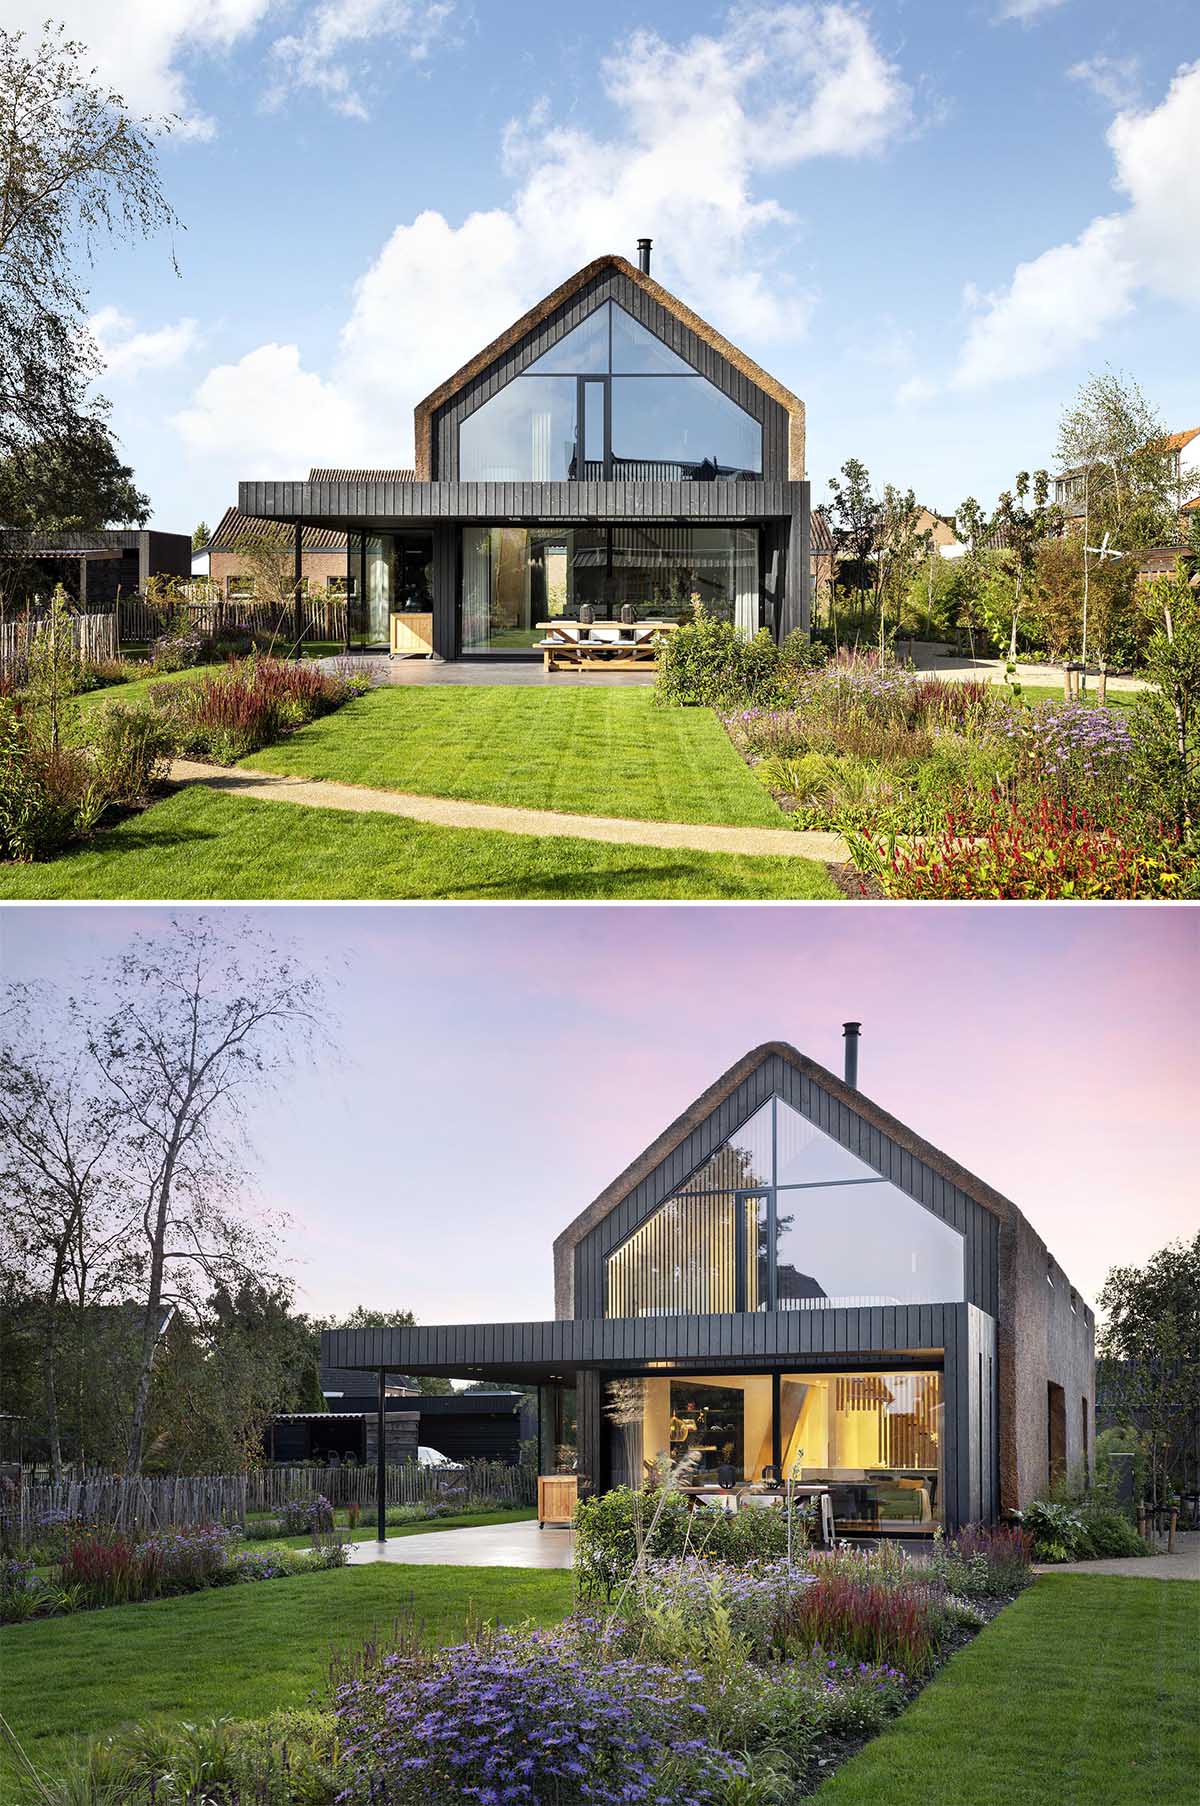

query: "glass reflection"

left=611, top=377, right=761, bottom=479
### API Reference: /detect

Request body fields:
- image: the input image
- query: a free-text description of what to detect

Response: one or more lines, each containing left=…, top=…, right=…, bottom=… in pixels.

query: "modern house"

left=237, top=241, right=811, bottom=658
left=322, top=1031, right=1095, bottom=1535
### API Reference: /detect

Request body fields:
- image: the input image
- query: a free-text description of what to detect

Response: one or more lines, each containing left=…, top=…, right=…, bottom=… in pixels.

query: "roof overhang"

left=238, top=479, right=803, bottom=530
left=320, top=1309, right=957, bottom=1382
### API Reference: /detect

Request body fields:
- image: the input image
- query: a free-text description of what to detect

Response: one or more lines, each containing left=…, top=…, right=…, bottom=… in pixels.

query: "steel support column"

left=293, top=523, right=303, bottom=658
left=376, top=1367, right=387, bottom=1542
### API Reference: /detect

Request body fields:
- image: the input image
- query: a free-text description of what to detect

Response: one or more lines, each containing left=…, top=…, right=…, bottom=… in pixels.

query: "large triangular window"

left=604, top=1094, right=965, bottom=1318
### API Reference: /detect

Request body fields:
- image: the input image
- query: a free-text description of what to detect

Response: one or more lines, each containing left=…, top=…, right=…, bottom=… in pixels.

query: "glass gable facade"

left=604, top=1096, right=965, bottom=1317
left=459, top=300, right=762, bottom=482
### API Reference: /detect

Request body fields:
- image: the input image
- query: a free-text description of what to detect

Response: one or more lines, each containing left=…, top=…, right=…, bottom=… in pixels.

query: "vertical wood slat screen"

left=605, top=1191, right=759, bottom=1317
left=833, top=1373, right=942, bottom=1469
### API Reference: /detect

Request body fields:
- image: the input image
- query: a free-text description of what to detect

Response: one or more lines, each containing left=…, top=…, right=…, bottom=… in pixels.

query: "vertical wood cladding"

left=573, top=1054, right=1000, bottom=1323
left=430, top=270, right=792, bottom=483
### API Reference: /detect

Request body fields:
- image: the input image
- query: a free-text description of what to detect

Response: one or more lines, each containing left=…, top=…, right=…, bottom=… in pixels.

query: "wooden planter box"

left=537, top=1473, right=578, bottom=1527
left=390, top=611, right=434, bottom=657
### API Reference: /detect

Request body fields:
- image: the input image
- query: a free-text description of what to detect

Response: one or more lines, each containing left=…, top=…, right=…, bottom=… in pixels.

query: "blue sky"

left=20, top=0, right=1200, bottom=534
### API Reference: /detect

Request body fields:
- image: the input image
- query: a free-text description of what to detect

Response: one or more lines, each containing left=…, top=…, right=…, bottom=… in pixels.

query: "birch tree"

left=78, top=918, right=327, bottom=1475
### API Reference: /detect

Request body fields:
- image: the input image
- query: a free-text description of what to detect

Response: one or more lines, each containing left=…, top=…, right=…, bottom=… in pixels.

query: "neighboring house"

left=0, top=528, right=191, bottom=607
left=205, top=497, right=382, bottom=602
left=266, top=1376, right=527, bottom=1465
left=237, top=241, right=811, bottom=657
left=322, top=1031, right=1094, bottom=1534
left=1054, top=427, right=1200, bottom=573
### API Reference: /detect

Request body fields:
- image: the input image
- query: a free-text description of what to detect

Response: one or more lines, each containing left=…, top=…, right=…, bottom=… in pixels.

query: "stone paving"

left=1034, top=1530, right=1199, bottom=1582
left=168, top=760, right=851, bottom=862
left=346, top=1520, right=574, bottom=1569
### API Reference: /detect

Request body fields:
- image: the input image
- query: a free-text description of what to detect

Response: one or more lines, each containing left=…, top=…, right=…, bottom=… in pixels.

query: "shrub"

left=655, top=612, right=789, bottom=709
left=573, top=1486, right=813, bottom=1600
left=41, top=1710, right=342, bottom=1806
left=925, top=1523, right=1033, bottom=1597
left=279, top=1493, right=335, bottom=1535
left=848, top=796, right=1191, bottom=900
left=133, top=1523, right=230, bottom=1593
left=88, top=701, right=173, bottom=804
left=0, top=701, right=104, bottom=860
left=775, top=1572, right=942, bottom=1674
left=1017, top=1497, right=1144, bottom=1562
left=150, top=656, right=366, bottom=763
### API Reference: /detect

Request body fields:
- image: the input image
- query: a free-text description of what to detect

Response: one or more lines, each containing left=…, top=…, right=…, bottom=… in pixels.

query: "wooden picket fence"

left=8, top=1460, right=533, bottom=1545
left=0, top=611, right=117, bottom=679
left=118, top=594, right=349, bottom=646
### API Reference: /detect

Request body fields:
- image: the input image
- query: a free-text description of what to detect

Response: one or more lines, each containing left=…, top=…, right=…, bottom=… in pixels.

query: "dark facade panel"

left=574, top=1053, right=1000, bottom=1320
left=239, top=478, right=800, bottom=527
left=430, top=269, right=791, bottom=483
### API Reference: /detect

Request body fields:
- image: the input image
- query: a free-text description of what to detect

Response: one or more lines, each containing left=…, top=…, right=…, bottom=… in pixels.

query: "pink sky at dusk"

left=2, top=904, right=1196, bottom=1324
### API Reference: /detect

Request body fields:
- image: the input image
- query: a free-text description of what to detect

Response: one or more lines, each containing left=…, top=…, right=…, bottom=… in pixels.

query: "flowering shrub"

left=774, top=1572, right=943, bottom=1674
left=849, top=797, right=1190, bottom=900
left=335, top=1630, right=750, bottom=1805
left=924, top=1523, right=1033, bottom=1598
left=150, top=657, right=368, bottom=764
left=278, top=1493, right=335, bottom=1535
left=134, top=1524, right=230, bottom=1593
left=1001, top=700, right=1133, bottom=820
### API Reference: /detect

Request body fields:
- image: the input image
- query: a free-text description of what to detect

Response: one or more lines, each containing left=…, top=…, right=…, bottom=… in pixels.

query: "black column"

left=293, top=523, right=304, bottom=658
left=771, top=1372, right=782, bottom=1479
left=376, top=1367, right=387, bottom=1541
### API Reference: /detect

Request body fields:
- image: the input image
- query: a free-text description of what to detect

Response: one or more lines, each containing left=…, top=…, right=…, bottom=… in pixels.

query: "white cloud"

left=176, top=5, right=913, bottom=472
left=3, top=1, right=273, bottom=139
left=266, top=0, right=455, bottom=118
left=90, top=305, right=199, bottom=378
left=995, top=0, right=1068, bottom=21
left=1068, top=54, right=1141, bottom=111
left=173, top=345, right=365, bottom=470
left=931, top=59, right=1200, bottom=392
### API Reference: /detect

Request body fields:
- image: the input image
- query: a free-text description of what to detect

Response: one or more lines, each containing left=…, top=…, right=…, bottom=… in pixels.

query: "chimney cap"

left=842, top=1020, right=862, bottom=1035
left=636, top=236, right=653, bottom=274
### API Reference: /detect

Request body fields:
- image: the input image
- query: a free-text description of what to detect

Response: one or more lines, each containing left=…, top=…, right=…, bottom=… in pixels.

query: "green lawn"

left=818, top=1575, right=1199, bottom=1805
left=238, top=1505, right=535, bottom=1551
left=1015, top=682, right=1138, bottom=711
left=0, top=785, right=839, bottom=900
left=240, top=685, right=787, bottom=827
left=0, top=1563, right=574, bottom=1789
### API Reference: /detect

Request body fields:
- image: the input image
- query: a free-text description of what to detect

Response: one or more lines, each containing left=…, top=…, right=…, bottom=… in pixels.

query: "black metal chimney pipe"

left=637, top=237, right=652, bottom=274
left=842, top=1021, right=861, bottom=1089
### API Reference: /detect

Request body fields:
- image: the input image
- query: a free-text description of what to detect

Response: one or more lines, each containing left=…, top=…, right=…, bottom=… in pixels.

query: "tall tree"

left=1098, top=1234, right=1200, bottom=1511
left=78, top=918, right=328, bottom=1474
left=1056, top=370, right=1173, bottom=666
left=192, top=521, right=210, bottom=552
left=990, top=471, right=1062, bottom=664
left=0, top=422, right=149, bottom=536
left=0, top=22, right=177, bottom=513
left=826, top=459, right=880, bottom=629
left=0, top=996, right=126, bottom=1478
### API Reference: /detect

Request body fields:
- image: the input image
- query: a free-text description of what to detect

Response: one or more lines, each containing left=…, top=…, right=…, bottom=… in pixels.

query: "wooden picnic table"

left=534, top=619, right=679, bottom=672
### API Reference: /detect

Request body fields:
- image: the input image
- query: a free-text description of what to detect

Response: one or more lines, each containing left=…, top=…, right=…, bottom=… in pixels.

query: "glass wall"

left=349, top=531, right=433, bottom=646
left=461, top=524, right=759, bottom=654
left=781, top=1369, right=944, bottom=1527
left=611, top=1367, right=943, bottom=1519
left=604, top=1095, right=965, bottom=1317
left=459, top=299, right=763, bottom=482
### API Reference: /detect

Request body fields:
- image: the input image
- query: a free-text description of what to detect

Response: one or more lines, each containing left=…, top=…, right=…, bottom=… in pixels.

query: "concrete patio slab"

left=346, top=1521, right=575, bottom=1569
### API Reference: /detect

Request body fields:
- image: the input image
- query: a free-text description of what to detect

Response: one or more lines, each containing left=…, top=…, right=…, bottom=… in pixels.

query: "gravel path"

left=168, top=759, right=851, bottom=862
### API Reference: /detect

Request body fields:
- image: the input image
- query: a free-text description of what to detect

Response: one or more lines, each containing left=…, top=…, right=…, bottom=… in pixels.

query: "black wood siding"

left=430, top=269, right=792, bottom=483
left=573, top=1053, right=1000, bottom=1321
left=238, top=478, right=802, bottom=526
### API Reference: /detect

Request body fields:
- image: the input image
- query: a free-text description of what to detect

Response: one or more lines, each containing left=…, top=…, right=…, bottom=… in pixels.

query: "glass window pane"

left=611, top=377, right=761, bottom=479
left=461, top=527, right=561, bottom=654
left=776, top=1098, right=881, bottom=1185
left=605, top=1192, right=741, bottom=1316
left=583, top=381, right=605, bottom=464
left=610, top=302, right=695, bottom=374
left=781, top=1370, right=944, bottom=1525
left=460, top=377, right=577, bottom=480
left=681, top=1098, right=772, bottom=1191
left=525, top=304, right=610, bottom=373
left=774, top=1182, right=964, bottom=1309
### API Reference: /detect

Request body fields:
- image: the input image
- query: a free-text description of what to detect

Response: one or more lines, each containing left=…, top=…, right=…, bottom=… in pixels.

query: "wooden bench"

left=534, top=620, right=677, bottom=672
